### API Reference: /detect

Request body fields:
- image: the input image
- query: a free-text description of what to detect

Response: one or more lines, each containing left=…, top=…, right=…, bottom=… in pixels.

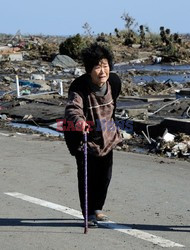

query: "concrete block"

left=127, top=108, right=148, bottom=118
left=176, top=88, right=190, bottom=98
left=162, top=118, right=190, bottom=135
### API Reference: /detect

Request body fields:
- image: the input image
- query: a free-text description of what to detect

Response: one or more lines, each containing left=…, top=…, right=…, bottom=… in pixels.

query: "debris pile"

left=0, top=32, right=190, bottom=160
left=157, top=133, right=190, bottom=158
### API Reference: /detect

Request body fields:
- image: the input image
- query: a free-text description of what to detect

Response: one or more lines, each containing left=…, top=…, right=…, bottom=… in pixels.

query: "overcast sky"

left=0, top=0, right=189, bottom=36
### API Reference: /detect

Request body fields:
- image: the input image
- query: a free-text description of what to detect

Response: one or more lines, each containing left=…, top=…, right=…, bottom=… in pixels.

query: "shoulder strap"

left=108, top=72, right=121, bottom=101
left=108, top=72, right=121, bottom=120
left=68, top=73, right=90, bottom=116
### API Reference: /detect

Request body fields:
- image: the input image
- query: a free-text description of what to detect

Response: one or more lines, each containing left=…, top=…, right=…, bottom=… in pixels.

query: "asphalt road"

left=0, top=131, right=190, bottom=250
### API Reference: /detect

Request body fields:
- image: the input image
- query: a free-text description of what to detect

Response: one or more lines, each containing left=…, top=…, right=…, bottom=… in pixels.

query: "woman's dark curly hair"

left=81, top=43, right=114, bottom=73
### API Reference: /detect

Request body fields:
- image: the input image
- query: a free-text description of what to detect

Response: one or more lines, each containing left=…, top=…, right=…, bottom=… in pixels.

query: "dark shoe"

left=88, top=215, right=98, bottom=228
left=95, top=210, right=108, bottom=221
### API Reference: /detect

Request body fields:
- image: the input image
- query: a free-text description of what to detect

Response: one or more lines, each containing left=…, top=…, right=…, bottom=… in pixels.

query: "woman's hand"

left=75, top=120, right=90, bottom=133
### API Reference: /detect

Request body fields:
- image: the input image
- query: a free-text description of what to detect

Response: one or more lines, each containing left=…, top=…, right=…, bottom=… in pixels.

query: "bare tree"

left=82, top=22, right=93, bottom=37
left=121, top=12, right=138, bottom=31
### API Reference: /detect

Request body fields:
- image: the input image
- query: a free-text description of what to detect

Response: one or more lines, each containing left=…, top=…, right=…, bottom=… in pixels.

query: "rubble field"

left=1, top=33, right=190, bottom=161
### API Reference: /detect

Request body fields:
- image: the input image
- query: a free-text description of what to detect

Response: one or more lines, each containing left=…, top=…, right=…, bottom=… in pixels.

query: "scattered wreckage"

left=115, top=88, right=190, bottom=159
left=0, top=35, right=190, bottom=160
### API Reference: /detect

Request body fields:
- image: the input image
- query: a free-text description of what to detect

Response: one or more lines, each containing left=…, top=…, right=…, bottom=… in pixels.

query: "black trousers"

left=75, top=150, right=113, bottom=216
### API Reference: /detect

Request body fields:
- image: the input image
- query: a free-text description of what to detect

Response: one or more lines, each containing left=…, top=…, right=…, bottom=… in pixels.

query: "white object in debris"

left=31, top=74, right=45, bottom=81
left=152, top=56, right=162, bottom=64
left=129, top=59, right=142, bottom=64
left=172, top=142, right=188, bottom=155
left=16, top=75, right=20, bottom=97
left=74, top=67, right=83, bottom=76
left=59, top=80, right=64, bottom=96
left=0, top=114, right=7, bottom=120
left=121, top=130, right=132, bottom=140
left=23, top=114, right=33, bottom=120
left=9, top=53, right=23, bottom=61
left=51, top=79, right=63, bottom=96
left=51, top=80, right=58, bottom=87
left=162, top=131, right=175, bottom=142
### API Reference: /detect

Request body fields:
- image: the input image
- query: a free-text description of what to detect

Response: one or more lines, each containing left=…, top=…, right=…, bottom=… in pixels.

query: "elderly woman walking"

left=64, top=43, right=122, bottom=227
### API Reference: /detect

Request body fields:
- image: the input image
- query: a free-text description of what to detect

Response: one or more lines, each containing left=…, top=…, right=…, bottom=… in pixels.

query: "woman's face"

left=90, top=58, right=110, bottom=87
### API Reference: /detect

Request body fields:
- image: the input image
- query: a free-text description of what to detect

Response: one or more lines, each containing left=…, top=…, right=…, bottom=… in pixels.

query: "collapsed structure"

left=0, top=33, right=190, bottom=159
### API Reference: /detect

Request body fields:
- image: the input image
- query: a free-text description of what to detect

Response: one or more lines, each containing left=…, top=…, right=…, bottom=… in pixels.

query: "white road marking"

left=5, top=192, right=185, bottom=248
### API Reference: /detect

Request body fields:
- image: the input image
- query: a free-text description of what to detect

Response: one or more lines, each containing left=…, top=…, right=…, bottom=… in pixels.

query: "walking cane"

left=84, top=131, right=88, bottom=234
